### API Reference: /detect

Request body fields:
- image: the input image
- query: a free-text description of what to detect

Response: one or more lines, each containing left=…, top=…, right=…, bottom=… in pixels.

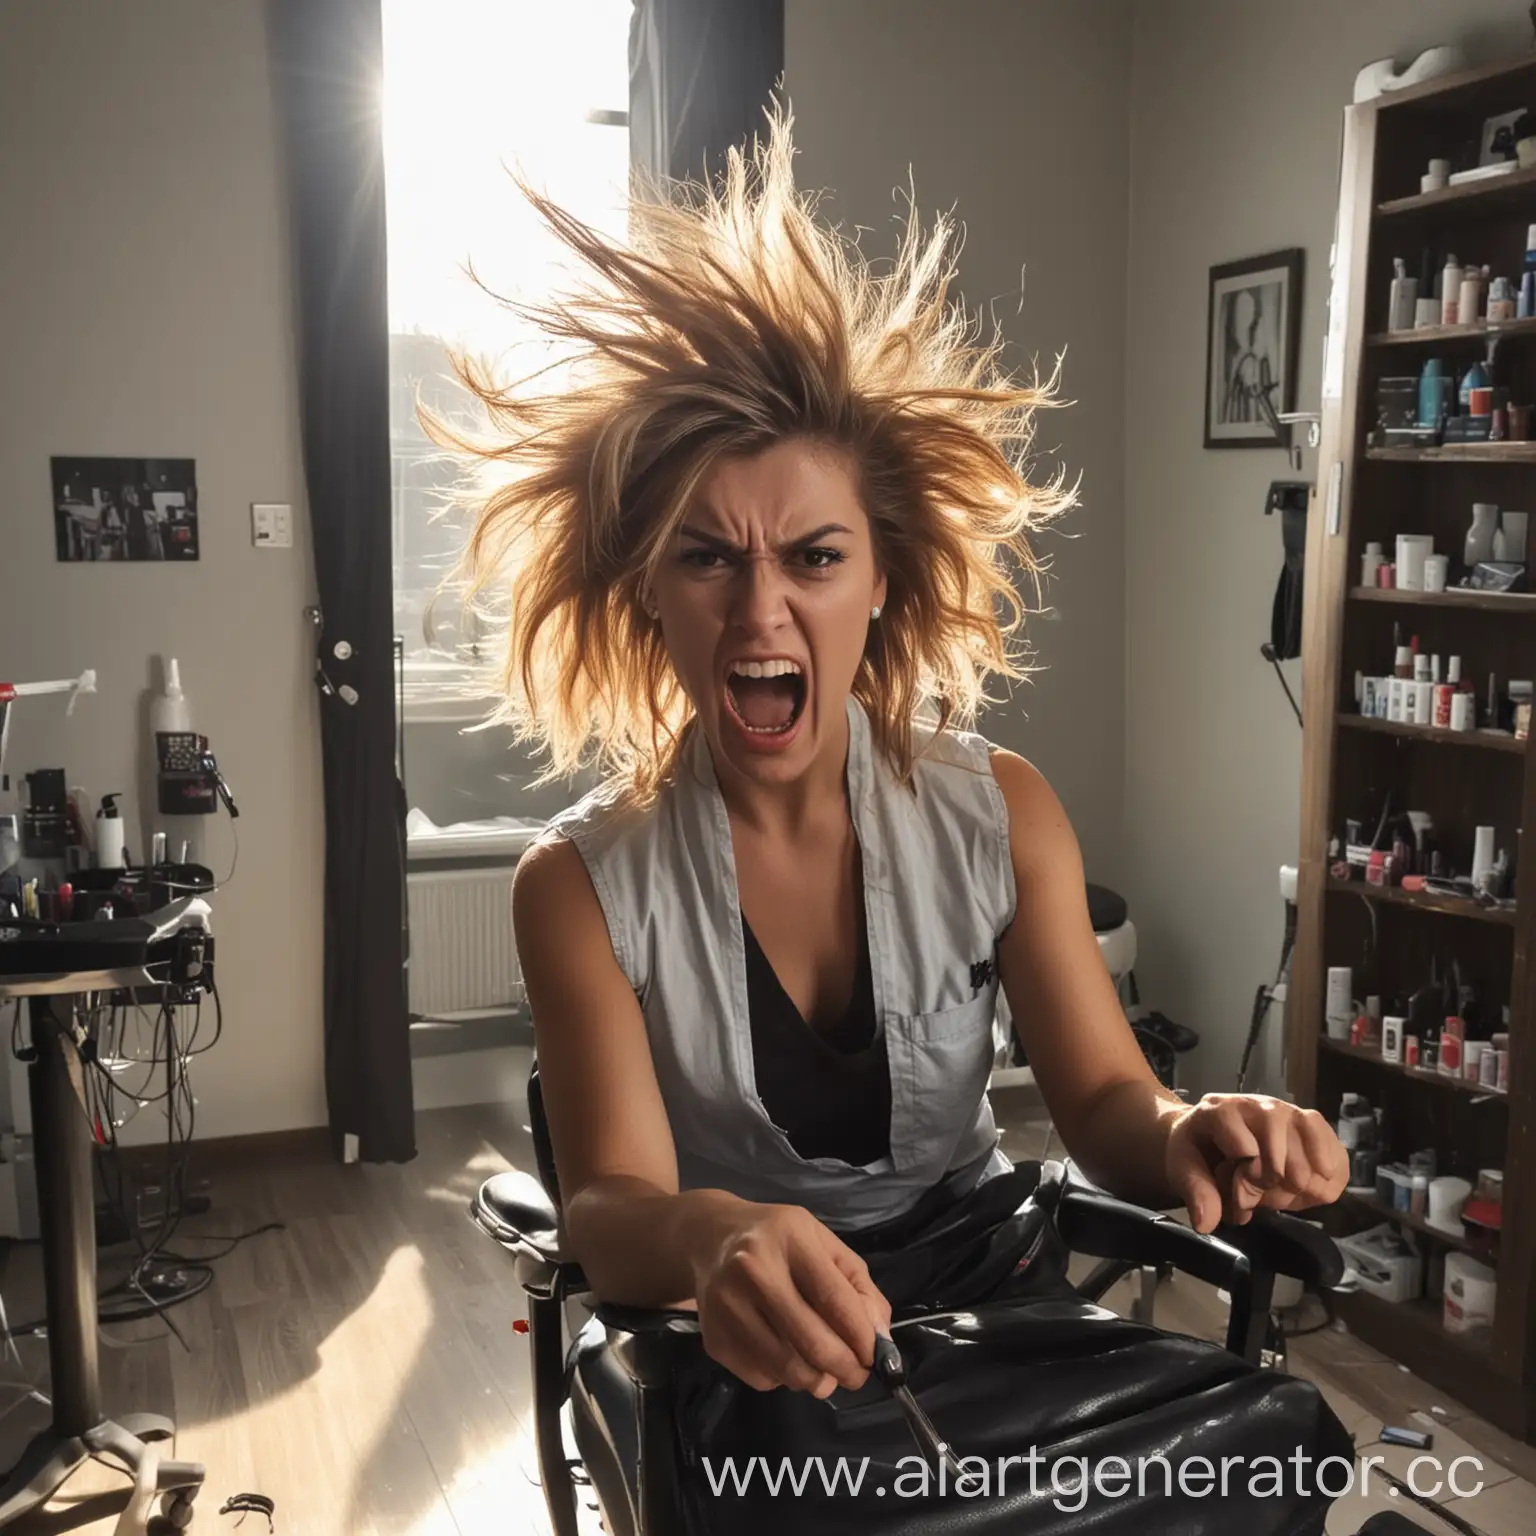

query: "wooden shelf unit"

left=1292, top=52, right=1536, bottom=1442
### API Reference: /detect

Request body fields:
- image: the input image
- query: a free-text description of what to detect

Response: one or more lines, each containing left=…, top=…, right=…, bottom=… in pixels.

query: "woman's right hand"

left=685, top=1195, right=892, bottom=1397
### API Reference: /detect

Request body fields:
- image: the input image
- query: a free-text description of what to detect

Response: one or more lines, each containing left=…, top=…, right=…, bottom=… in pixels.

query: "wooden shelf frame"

left=1365, top=444, right=1536, bottom=463
left=1339, top=1189, right=1497, bottom=1260
left=1368, top=317, right=1536, bottom=348
left=1376, top=161, right=1536, bottom=219
left=1336, top=714, right=1527, bottom=753
left=1325, top=876, right=1518, bottom=927
left=1292, top=54, right=1536, bottom=1443
left=1319, top=1035, right=1512, bottom=1099
left=1349, top=586, right=1536, bottom=614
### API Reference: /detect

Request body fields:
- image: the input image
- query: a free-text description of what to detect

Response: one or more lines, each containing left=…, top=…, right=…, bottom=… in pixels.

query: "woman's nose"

left=730, top=555, right=791, bottom=630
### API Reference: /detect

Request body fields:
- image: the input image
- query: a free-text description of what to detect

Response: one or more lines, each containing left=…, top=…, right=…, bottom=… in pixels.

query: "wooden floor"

left=0, top=1096, right=1525, bottom=1535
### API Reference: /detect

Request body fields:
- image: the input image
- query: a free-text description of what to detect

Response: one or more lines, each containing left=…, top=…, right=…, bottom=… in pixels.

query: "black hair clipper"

left=873, top=1334, right=967, bottom=1480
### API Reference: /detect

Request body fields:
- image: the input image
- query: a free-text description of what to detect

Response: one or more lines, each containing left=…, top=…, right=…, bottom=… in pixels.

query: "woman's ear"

left=873, top=569, right=888, bottom=615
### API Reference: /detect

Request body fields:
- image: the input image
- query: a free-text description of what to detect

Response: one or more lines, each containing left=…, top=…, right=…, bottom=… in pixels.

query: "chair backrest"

left=527, top=1064, right=564, bottom=1214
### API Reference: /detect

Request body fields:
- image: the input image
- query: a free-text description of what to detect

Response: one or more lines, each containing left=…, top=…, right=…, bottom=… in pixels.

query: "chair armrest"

left=473, top=1169, right=564, bottom=1260
left=1057, top=1186, right=1248, bottom=1295
left=472, top=1170, right=702, bottom=1332
left=593, top=1301, right=701, bottom=1335
left=471, top=1169, right=589, bottom=1298
left=1212, top=1207, right=1343, bottom=1291
left=1058, top=1163, right=1342, bottom=1293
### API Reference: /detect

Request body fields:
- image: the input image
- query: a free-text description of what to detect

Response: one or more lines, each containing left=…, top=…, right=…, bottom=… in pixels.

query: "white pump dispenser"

left=151, top=658, right=192, bottom=739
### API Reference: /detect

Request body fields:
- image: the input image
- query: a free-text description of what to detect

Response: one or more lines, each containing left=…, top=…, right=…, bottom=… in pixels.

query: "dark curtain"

left=269, top=0, right=415, bottom=1164
left=629, top=0, right=785, bottom=187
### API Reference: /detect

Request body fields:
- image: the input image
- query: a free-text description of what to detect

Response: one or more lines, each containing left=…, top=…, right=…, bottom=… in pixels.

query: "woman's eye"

left=681, top=549, right=726, bottom=568
left=799, top=547, right=846, bottom=570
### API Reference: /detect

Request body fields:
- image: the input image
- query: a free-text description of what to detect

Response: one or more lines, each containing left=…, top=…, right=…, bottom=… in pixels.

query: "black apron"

left=668, top=1161, right=1352, bottom=1534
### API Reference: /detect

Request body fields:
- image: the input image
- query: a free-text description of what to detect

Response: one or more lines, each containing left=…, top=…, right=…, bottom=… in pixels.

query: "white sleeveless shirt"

left=535, top=695, right=1016, bottom=1231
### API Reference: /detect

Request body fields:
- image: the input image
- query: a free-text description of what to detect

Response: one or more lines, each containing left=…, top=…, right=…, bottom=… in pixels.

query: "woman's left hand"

left=1164, top=1093, right=1349, bottom=1233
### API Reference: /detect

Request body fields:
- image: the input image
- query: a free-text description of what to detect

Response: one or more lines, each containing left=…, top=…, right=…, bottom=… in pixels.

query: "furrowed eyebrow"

left=678, top=522, right=853, bottom=556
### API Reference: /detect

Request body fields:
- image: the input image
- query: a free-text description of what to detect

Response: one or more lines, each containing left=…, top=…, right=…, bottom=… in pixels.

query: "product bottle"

left=1489, top=276, right=1517, bottom=323
left=1435, top=655, right=1460, bottom=728
left=1389, top=258, right=1419, bottom=331
left=1451, top=658, right=1477, bottom=732
left=1421, top=1016, right=1440, bottom=1073
left=1458, top=265, right=1486, bottom=327
left=1418, top=357, right=1449, bottom=429
left=1389, top=644, right=1413, bottom=722
left=150, top=658, right=193, bottom=784
left=1415, top=248, right=1440, bottom=328
left=1413, top=654, right=1433, bottom=724
left=1441, top=256, right=1464, bottom=325
left=1520, top=234, right=1536, bottom=318
left=96, top=793, right=127, bottom=870
left=1460, top=356, right=1489, bottom=413
left=1410, top=1171, right=1429, bottom=1217
left=151, top=658, right=193, bottom=739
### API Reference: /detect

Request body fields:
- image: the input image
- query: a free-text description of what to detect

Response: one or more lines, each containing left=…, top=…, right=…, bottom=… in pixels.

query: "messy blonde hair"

left=442, top=106, right=1073, bottom=803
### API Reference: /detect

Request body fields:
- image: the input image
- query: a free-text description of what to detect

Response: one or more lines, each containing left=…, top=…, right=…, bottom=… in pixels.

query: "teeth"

left=729, top=659, right=802, bottom=679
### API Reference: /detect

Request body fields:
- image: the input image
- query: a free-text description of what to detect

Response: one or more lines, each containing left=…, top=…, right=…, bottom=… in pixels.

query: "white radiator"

left=406, top=865, right=523, bottom=1019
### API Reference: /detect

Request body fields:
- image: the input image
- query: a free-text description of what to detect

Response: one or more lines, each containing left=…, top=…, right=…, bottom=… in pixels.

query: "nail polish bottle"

left=1435, top=655, right=1459, bottom=728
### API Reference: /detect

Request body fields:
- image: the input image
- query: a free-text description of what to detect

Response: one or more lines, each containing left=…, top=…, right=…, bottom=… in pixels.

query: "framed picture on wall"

left=51, top=456, right=199, bottom=562
left=1204, top=248, right=1303, bottom=448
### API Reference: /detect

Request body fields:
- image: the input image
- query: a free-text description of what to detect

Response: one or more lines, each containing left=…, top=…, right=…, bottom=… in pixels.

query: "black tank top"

left=743, top=912, right=891, bottom=1167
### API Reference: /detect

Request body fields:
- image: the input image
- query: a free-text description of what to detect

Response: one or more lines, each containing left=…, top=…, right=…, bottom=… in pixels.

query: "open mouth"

left=724, top=661, right=807, bottom=737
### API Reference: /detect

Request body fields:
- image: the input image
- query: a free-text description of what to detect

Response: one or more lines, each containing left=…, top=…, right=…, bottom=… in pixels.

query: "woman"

left=455, top=114, right=1349, bottom=1520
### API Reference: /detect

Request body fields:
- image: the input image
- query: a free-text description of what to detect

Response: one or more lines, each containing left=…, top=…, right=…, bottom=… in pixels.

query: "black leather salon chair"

left=472, top=1069, right=1347, bottom=1536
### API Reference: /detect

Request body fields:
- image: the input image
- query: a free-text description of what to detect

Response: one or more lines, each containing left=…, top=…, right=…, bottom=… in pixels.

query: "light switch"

left=252, top=503, right=293, bottom=549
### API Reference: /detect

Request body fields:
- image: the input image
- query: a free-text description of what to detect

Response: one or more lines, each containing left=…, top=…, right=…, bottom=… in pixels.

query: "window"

left=380, top=0, right=632, bottom=711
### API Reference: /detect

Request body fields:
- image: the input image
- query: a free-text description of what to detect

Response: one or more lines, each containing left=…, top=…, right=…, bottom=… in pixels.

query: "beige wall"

left=786, top=0, right=1133, bottom=883
left=1123, top=0, right=1533, bottom=1092
left=0, top=0, right=327, bottom=1142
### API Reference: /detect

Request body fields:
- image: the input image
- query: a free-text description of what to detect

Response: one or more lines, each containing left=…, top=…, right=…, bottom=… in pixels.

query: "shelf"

left=1368, top=317, right=1536, bottom=348
left=1320, top=1035, right=1512, bottom=1098
left=1365, top=443, right=1536, bottom=463
left=1349, top=585, right=1536, bottom=613
left=1303, top=58, right=1536, bottom=1446
left=1376, top=161, right=1536, bottom=219
left=1340, top=1190, right=1495, bottom=1260
left=1331, top=1288, right=1492, bottom=1365
left=1336, top=714, right=1527, bottom=753
left=1325, top=876, right=1518, bottom=926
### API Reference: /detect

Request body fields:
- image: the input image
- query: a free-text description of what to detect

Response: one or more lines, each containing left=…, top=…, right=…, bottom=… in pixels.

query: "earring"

left=870, top=605, right=882, bottom=620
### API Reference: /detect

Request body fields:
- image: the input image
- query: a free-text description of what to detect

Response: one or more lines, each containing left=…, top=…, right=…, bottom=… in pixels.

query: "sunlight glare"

left=380, top=0, right=633, bottom=358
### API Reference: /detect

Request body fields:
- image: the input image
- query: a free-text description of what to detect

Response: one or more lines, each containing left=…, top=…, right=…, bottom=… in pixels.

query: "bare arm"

left=512, top=836, right=890, bottom=1392
left=989, top=750, right=1186, bottom=1207
left=513, top=835, right=730, bottom=1307
left=990, top=750, right=1348, bottom=1229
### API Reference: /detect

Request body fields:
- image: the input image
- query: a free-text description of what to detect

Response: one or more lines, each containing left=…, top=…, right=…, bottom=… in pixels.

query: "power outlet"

left=251, top=502, right=293, bottom=549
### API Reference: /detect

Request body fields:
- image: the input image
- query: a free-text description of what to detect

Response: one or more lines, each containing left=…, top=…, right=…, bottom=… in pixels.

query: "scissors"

left=873, top=1333, right=968, bottom=1481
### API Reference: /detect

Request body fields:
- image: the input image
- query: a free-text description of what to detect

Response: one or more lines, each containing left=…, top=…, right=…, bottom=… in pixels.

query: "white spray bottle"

left=151, top=658, right=193, bottom=741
